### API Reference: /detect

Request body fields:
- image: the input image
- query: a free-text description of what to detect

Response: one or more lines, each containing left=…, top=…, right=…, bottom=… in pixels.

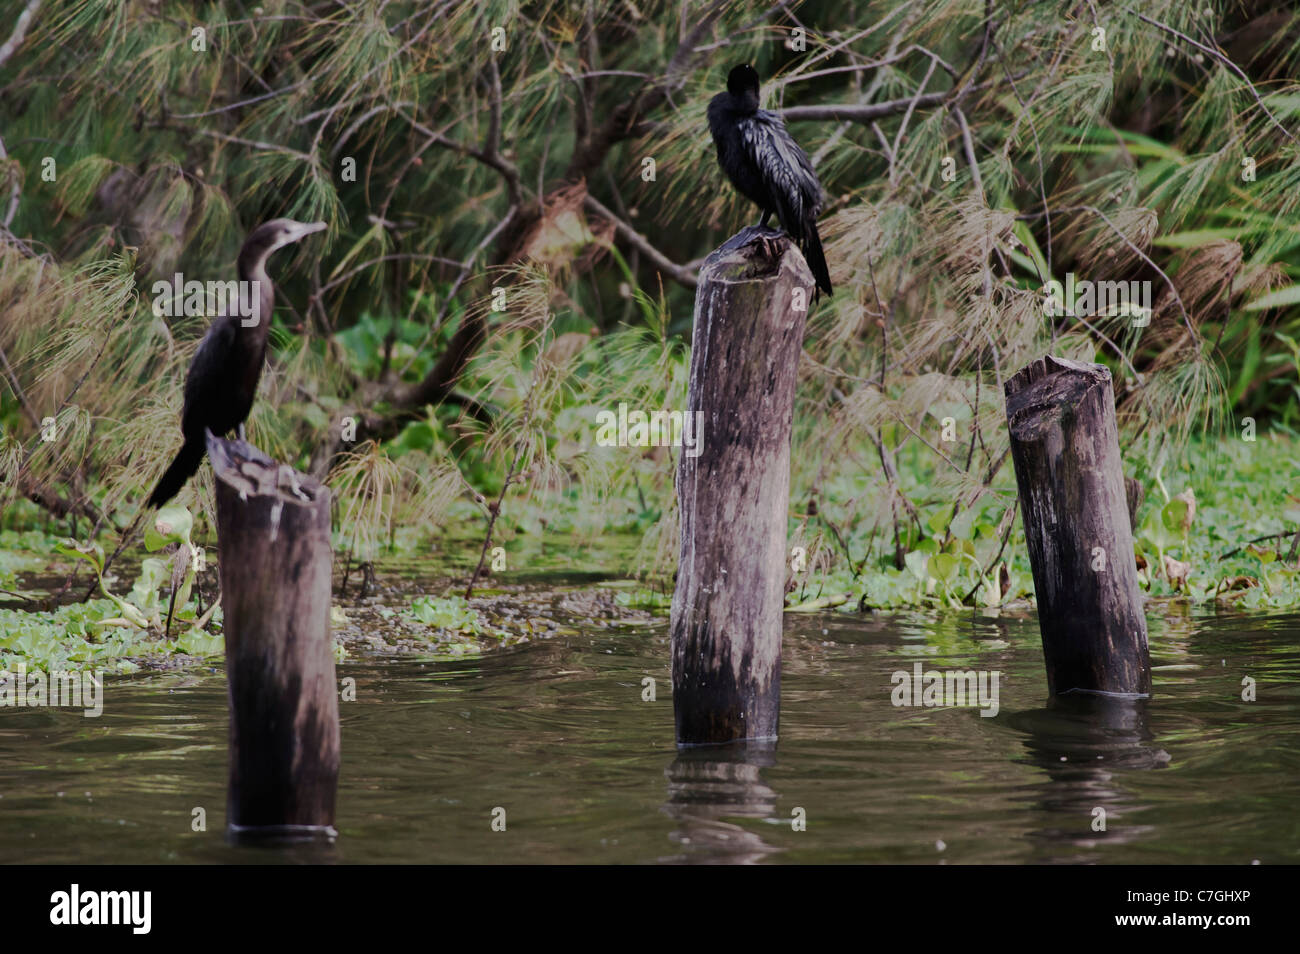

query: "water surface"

left=1, top=606, right=1296, bottom=863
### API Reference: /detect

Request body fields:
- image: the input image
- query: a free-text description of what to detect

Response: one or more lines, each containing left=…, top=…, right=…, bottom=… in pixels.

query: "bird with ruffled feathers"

left=707, top=63, right=833, bottom=298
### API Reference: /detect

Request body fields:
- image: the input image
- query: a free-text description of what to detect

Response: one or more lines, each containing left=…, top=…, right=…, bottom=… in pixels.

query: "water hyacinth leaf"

left=406, top=595, right=483, bottom=634
left=947, top=506, right=978, bottom=541
left=1140, top=511, right=1179, bottom=551
left=175, top=628, right=224, bottom=657
left=55, top=539, right=105, bottom=575
left=1161, top=498, right=1190, bottom=534
left=1246, top=544, right=1277, bottom=564
left=146, top=505, right=193, bottom=551
left=929, top=552, right=959, bottom=583
left=128, top=558, right=170, bottom=616
left=904, top=549, right=930, bottom=582
left=944, top=537, right=976, bottom=558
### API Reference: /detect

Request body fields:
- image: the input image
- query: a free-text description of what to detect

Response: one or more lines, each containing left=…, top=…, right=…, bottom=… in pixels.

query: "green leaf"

left=929, top=552, right=959, bottom=583
left=406, top=595, right=483, bottom=634
left=55, top=539, right=104, bottom=575
left=145, top=505, right=193, bottom=551
left=946, top=507, right=978, bottom=542
left=1246, top=544, right=1277, bottom=565
left=1245, top=285, right=1300, bottom=311
left=175, top=628, right=224, bottom=656
left=1161, top=498, right=1190, bottom=533
left=904, top=550, right=929, bottom=582
left=129, top=558, right=169, bottom=615
left=1152, top=229, right=1245, bottom=249
left=1139, top=510, right=1178, bottom=551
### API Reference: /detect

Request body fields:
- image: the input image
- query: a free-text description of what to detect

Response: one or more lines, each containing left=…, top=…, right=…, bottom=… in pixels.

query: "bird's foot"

left=237, top=424, right=247, bottom=444
left=755, top=233, right=784, bottom=262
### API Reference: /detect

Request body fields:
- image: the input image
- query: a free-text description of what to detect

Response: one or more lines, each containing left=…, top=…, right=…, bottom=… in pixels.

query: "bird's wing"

left=180, top=318, right=236, bottom=432
left=740, top=111, right=823, bottom=232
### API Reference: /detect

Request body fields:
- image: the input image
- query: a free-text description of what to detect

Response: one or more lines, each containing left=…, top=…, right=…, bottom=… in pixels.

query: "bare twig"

left=464, top=446, right=522, bottom=599
left=564, top=0, right=733, bottom=182
left=318, top=253, right=460, bottom=296
left=584, top=193, right=697, bottom=289
left=783, top=90, right=952, bottom=124
left=0, top=342, right=39, bottom=427
left=1121, top=5, right=1297, bottom=143
left=0, top=133, right=22, bottom=230
left=168, top=84, right=301, bottom=120
left=0, top=0, right=40, bottom=69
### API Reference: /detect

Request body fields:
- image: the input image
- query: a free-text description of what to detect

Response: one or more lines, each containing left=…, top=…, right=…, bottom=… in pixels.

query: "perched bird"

left=147, top=218, right=326, bottom=508
left=707, top=63, right=833, bottom=297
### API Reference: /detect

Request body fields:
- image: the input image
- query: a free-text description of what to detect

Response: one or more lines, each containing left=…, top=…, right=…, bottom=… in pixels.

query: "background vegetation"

left=3, top=0, right=1300, bottom=668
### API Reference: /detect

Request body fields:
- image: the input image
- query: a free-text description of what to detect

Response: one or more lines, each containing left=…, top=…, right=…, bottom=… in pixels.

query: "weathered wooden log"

left=1004, top=356, right=1151, bottom=696
left=206, top=432, right=340, bottom=836
left=1124, top=476, right=1144, bottom=532
left=670, top=225, right=814, bottom=744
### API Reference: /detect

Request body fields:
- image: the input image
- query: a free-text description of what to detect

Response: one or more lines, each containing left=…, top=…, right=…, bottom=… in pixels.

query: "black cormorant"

left=707, top=63, right=833, bottom=297
left=147, top=218, right=325, bottom=508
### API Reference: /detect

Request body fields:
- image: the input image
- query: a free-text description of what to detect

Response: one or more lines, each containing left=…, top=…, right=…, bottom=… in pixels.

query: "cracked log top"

left=1004, top=355, right=1151, bottom=696
left=670, top=226, right=814, bottom=745
left=206, top=432, right=339, bottom=834
left=205, top=435, right=325, bottom=504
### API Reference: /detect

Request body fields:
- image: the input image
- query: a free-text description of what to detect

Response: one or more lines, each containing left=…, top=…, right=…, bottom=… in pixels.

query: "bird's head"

left=726, top=63, right=761, bottom=111
left=243, top=218, right=327, bottom=262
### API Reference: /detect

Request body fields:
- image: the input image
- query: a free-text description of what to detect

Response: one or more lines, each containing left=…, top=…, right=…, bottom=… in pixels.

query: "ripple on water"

left=1, top=610, right=1297, bottom=863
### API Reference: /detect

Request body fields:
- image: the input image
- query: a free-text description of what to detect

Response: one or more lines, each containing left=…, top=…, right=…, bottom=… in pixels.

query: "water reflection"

left=3, top=608, right=1296, bottom=863
left=661, top=742, right=781, bottom=864
left=1009, top=693, right=1168, bottom=858
left=226, top=824, right=340, bottom=857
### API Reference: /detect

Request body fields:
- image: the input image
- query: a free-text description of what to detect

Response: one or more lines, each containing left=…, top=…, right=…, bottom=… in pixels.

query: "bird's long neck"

left=730, top=88, right=760, bottom=116
left=235, top=248, right=276, bottom=348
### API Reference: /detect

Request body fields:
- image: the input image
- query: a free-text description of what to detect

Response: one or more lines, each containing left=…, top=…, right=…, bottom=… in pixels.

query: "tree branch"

left=564, top=0, right=731, bottom=182
left=1122, top=5, right=1297, bottom=143
left=584, top=193, right=697, bottom=289
left=0, top=0, right=40, bottom=70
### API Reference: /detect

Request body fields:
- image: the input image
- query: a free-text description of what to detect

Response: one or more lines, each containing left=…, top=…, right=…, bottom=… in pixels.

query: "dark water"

left=1, top=607, right=1297, bottom=863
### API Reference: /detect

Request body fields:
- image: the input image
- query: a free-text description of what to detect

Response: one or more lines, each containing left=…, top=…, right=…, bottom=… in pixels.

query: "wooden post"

left=206, top=433, right=340, bottom=836
left=670, top=225, right=814, bottom=745
left=1124, top=475, right=1144, bottom=531
left=1004, top=356, right=1151, bottom=696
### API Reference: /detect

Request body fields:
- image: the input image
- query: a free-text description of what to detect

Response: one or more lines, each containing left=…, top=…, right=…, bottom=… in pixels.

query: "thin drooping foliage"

left=1, top=1, right=1299, bottom=595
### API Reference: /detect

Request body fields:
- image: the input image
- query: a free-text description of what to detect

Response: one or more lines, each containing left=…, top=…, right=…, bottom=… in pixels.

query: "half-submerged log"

left=670, top=225, right=814, bottom=745
left=206, top=432, right=340, bottom=837
left=1004, top=356, right=1151, bottom=696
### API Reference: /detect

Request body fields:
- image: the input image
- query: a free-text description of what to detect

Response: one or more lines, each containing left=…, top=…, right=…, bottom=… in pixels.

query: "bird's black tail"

left=803, top=223, right=833, bottom=299
left=147, top=440, right=205, bottom=509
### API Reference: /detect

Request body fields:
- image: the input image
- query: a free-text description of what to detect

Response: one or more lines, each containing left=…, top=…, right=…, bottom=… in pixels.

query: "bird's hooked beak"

left=272, top=220, right=327, bottom=251
left=288, top=220, right=327, bottom=242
